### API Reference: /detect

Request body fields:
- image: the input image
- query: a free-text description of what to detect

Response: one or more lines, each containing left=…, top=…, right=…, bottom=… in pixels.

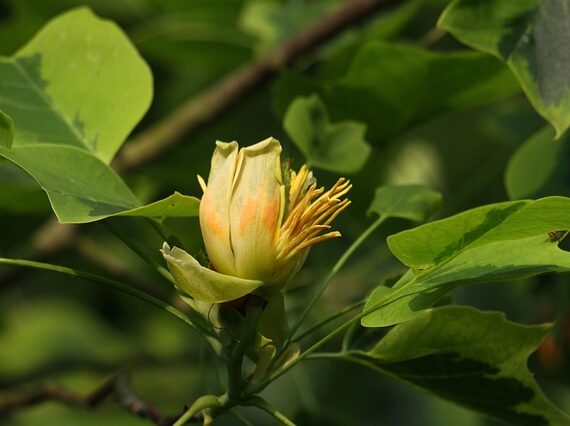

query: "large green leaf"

left=347, top=306, right=570, bottom=425
left=283, top=94, right=371, bottom=174
left=363, top=197, right=570, bottom=327
left=506, top=127, right=570, bottom=199
left=439, top=0, right=570, bottom=136
left=0, top=8, right=163, bottom=223
left=0, top=7, right=152, bottom=162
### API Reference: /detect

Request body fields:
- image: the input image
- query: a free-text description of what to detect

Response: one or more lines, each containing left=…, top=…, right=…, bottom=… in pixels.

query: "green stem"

left=246, top=396, right=296, bottom=426
left=287, top=215, right=386, bottom=343
left=304, top=352, right=343, bottom=361
left=228, top=298, right=265, bottom=401
left=341, top=318, right=360, bottom=353
left=173, top=394, right=221, bottom=426
left=248, top=276, right=419, bottom=395
left=0, top=257, right=215, bottom=341
left=293, top=299, right=364, bottom=343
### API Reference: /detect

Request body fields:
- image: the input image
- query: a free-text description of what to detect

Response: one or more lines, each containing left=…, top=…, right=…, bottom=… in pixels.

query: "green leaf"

left=388, top=197, right=570, bottom=275
left=367, top=184, right=442, bottom=221
left=240, top=0, right=339, bottom=56
left=117, top=192, right=200, bottom=219
left=0, top=143, right=199, bottom=222
left=317, top=0, right=427, bottom=80
left=275, top=42, right=520, bottom=143
left=347, top=306, right=570, bottom=425
left=4, top=144, right=141, bottom=222
left=439, top=0, right=570, bottom=136
left=0, top=110, right=14, bottom=149
left=363, top=197, right=570, bottom=327
left=361, top=269, right=454, bottom=328
left=506, top=127, right=570, bottom=199
left=0, top=7, right=153, bottom=223
left=283, top=94, right=371, bottom=174
left=0, top=7, right=152, bottom=162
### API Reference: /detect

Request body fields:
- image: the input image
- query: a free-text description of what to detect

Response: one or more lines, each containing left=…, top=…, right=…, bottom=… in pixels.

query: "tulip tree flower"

left=162, top=137, right=350, bottom=304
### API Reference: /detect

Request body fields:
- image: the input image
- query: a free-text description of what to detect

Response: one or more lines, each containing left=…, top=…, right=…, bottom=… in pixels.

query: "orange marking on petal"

left=201, top=195, right=225, bottom=238
left=238, top=194, right=260, bottom=237
left=262, top=194, right=281, bottom=240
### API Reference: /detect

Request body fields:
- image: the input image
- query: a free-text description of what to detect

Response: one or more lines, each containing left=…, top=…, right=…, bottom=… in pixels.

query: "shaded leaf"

left=348, top=306, right=569, bottom=424
left=274, top=42, right=519, bottom=142
left=317, top=0, right=428, bottom=79
left=439, top=0, right=570, bottom=136
left=506, top=127, right=570, bottom=199
left=367, top=184, right=441, bottom=221
left=240, top=0, right=340, bottom=55
left=283, top=94, right=371, bottom=174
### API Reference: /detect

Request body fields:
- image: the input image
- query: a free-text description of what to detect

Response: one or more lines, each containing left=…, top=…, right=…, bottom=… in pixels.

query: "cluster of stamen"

left=275, top=165, right=351, bottom=265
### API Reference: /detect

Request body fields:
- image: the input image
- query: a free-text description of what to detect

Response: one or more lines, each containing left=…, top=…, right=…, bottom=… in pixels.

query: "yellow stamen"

left=275, top=165, right=351, bottom=266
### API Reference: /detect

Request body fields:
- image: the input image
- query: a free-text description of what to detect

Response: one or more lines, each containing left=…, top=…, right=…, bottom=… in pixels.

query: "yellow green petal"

left=199, top=141, right=239, bottom=276
left=229, top=137, right=284, bottom=281
left=161, top=243, right=263, bottom=303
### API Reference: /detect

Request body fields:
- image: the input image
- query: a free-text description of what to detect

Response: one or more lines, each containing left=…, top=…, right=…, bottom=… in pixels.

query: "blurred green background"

left=0, top=0, right=569, bottom=424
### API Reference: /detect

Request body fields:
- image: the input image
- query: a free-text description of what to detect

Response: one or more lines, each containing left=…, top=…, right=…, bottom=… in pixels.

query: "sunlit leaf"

left=0, top=7, right=154, bottom=223
left=363, top=197, right=570, bottom=327
left=439, top=0, right=570, bottom=136
left=117, top=192, right=200, bottom=219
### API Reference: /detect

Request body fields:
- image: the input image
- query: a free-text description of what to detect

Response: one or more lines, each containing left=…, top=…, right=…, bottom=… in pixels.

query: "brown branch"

left=0, top=372, right=185, bottom=426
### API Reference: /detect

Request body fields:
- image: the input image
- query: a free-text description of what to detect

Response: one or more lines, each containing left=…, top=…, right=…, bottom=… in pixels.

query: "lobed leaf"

left=0, top=8, right=199, bottom=223
left=283, top=94, right=371, bottom=174
left=348, top=306, right=570, bottom=424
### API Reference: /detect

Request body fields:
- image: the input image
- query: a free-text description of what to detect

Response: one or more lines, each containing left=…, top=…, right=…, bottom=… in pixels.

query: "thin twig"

left=0, top=372, right=181, bottom=426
